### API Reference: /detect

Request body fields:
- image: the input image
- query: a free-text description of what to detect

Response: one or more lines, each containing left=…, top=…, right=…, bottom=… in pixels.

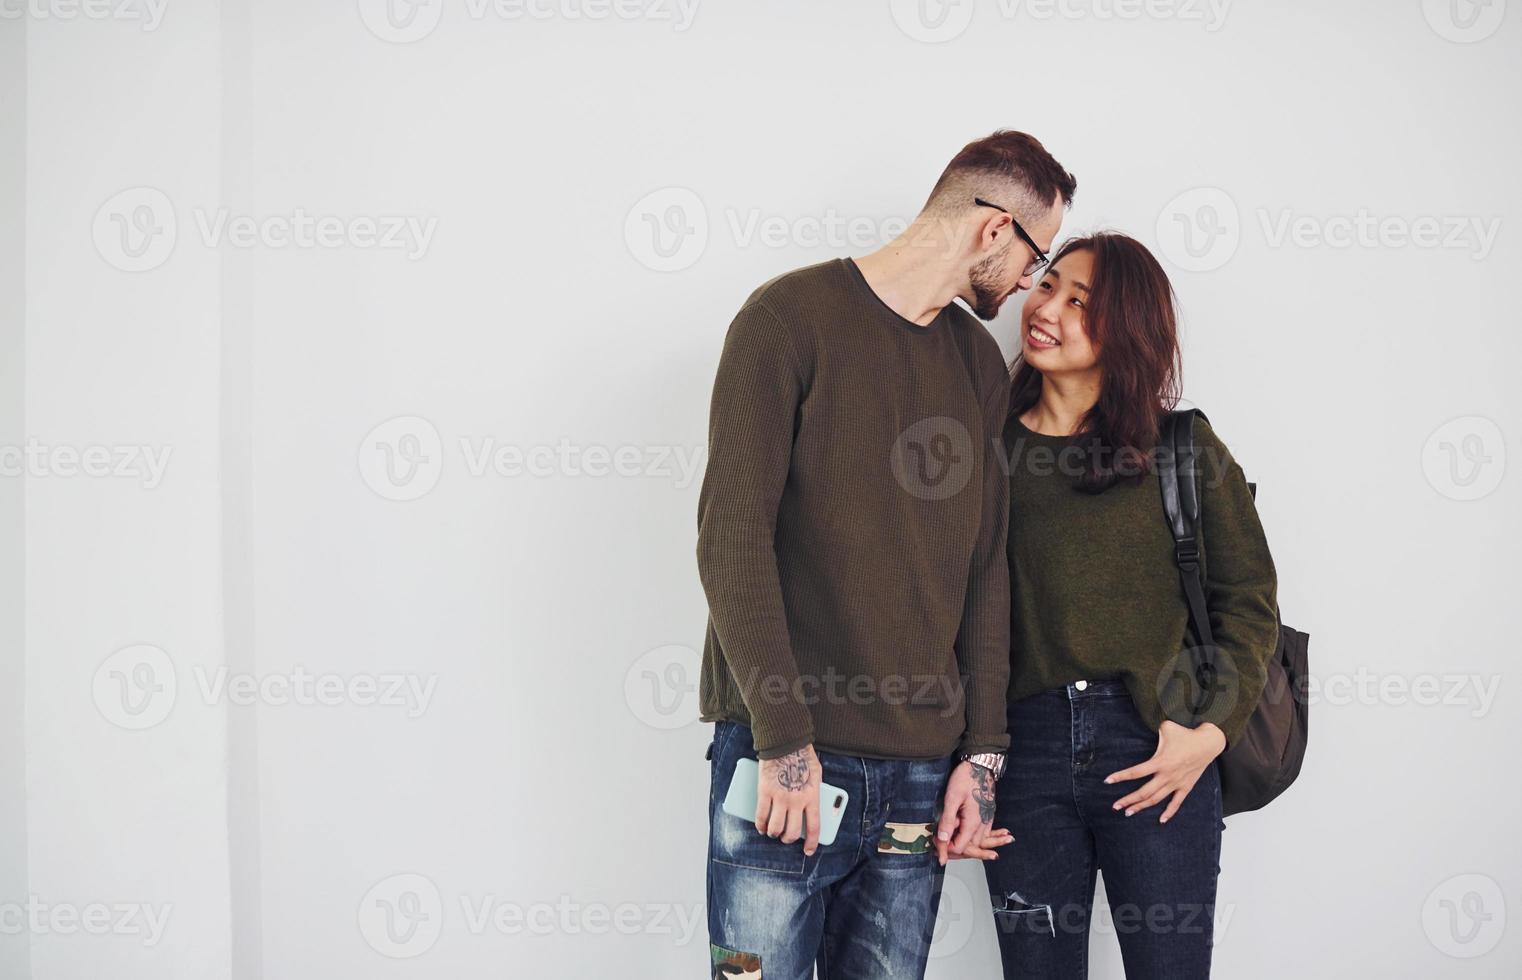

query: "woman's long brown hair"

left=1008, top=232, right=1182, bottom=493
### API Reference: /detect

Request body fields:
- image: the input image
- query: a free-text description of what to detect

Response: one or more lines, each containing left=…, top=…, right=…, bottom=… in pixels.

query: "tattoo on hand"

left=770, top=749, right=811, bottom=791
left=971, top=766, right=996, bottom=824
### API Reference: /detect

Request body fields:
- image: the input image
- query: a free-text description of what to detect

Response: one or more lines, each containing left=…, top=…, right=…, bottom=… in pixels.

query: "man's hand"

left=756, top=745, right=824, bottom=856
left=1106, top=720, right=1226, bottom=823
left=934, top=760, right=998, bottom=865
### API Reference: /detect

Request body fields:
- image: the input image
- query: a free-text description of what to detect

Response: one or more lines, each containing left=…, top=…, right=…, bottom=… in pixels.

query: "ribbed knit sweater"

left=1004, top=415, right=1280, bottom=745
left=696, top=259, right=1011, bottom=760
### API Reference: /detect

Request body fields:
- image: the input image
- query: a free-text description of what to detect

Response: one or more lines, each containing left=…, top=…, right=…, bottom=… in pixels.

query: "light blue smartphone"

left=721, top=757, right=850, bottom=847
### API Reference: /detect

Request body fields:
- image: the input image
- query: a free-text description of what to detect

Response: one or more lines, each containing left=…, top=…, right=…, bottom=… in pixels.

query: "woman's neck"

left=1021, top=371, right=1101, bottom=437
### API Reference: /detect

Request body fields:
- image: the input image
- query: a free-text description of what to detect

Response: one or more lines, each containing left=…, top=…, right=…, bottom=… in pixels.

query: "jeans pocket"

left=709, top=725, right=808, bottom=875
left=711, top=809, right=809, bottom=875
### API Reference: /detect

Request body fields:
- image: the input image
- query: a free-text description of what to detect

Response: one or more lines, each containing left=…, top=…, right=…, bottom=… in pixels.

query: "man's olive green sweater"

left=697, top=259, right=1011, bottom=761
left=1004, top=415, right=1279, bottom=745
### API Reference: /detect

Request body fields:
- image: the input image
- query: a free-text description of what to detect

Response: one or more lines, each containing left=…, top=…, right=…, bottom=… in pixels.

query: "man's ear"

left=978, top=211, right=1011, bottom=252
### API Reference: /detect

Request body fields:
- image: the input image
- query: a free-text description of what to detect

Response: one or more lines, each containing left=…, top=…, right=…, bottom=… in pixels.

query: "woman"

left=982, top=232, right=1279, bottom=977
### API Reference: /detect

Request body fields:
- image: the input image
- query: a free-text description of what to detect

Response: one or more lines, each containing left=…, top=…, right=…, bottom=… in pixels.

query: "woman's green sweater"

left=1004, top=414, right=1280, bottom=745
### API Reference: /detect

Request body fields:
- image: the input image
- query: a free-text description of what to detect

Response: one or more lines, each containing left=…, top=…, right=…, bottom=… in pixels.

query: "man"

left=698, top=130, right=1076, bottom=980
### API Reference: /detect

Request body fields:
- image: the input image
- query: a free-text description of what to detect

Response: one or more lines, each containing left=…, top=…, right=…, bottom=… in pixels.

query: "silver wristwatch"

left=959, top=751, right=1006, bottom=780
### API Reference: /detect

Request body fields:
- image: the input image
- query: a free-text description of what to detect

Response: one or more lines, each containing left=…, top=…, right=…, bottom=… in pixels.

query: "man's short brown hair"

left=925, top=130, right=1077, bottom=220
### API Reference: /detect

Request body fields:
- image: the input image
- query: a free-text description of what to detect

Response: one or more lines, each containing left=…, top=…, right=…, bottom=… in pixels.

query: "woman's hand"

left=948, top=827, right=1014, bottom=861
left=1105, top=721, right=1225, bottom=823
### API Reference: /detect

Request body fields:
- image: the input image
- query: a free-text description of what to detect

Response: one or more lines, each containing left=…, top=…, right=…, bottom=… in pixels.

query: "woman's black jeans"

left=982, top=680, right=1224, bottom=979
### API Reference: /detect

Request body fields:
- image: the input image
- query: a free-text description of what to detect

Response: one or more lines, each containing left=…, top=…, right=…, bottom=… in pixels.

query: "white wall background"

left=3, top=1, right=1519, bottom=977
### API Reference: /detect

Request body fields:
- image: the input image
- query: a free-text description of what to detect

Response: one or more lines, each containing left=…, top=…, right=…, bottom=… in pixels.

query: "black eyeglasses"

left=974, top=197, right=1049, bottom=278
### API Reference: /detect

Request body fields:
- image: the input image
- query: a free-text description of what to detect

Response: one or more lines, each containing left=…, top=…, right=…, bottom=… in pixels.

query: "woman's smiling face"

left=1021, top=247, right=1099, bottom=376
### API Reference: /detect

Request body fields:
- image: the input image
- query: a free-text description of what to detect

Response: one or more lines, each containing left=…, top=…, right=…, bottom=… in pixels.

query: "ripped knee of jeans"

left=991, top=889, right=1056, bottom=938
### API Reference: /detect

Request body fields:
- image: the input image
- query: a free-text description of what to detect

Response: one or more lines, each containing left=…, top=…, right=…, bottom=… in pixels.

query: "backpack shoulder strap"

left=1158, top=410, right=1220, bottom=709
left=1158, top=408, right=1208, bottom=552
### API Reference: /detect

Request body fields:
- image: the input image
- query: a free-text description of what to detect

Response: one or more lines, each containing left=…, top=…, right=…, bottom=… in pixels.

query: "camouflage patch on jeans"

left=711, top=942, right=762, bottom=979
left=878, top=821, right=936, bottom=854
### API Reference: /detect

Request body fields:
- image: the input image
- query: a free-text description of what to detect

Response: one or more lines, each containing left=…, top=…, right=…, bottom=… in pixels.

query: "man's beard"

left=968, top=246, right=1012, bottom=321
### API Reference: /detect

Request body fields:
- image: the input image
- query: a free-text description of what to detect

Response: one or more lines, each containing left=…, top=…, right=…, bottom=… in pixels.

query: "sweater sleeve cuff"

left=1215, top=706, right=1254, bottom=750
left=753, top=728, right=815, bottom=761
left=956, top=730, right=1011, bottom=757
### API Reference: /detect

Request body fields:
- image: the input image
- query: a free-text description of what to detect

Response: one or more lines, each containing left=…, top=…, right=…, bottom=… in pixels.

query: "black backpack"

left=1158, top=409, right=1309, bottom=817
